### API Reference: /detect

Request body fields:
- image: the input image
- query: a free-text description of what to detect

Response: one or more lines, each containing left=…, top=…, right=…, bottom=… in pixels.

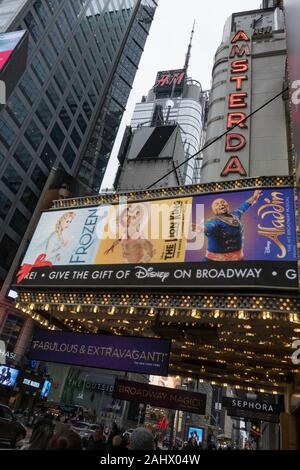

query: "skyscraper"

left=0, top=0, right=158, bottom=290
left=200, top=4, right=289, bottom=183
left=113, top=26, right=208, bottom=189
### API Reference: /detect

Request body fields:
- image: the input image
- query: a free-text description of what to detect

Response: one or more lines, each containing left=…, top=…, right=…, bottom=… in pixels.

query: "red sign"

left=222, top=30, right=250, bottom=178
left=154, top=69, right=186, bottom=94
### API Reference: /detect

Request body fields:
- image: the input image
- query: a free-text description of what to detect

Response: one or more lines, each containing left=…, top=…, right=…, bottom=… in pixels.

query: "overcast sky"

left=100, top=0, right=260, bottom=189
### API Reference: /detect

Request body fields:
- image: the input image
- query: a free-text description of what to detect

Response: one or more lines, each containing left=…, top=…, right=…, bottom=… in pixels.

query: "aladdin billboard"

left=28, top=330, right=170, bottom=376
left=113, top=379, right=207, bottom=414
left=16, top=187, right=298, bottom=289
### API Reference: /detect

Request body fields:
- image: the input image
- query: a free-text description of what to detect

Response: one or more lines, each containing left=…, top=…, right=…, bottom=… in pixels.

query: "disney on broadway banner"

left=15, top=187, right=298, bottom=289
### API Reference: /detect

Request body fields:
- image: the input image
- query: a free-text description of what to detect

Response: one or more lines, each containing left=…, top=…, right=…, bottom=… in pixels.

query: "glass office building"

left=0, top=0, right=158, bottom=288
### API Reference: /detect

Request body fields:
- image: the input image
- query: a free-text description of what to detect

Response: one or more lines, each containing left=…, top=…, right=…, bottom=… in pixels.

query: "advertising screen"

left=19, top=374, right=41, bottom=391
left=16, top=187, right=298, bottom=289
left=154, top=69, right=186, bottom=95
left=28, top=330, right=170, bottom=376
left=41, top=380, right=52, bottom=397
left=0, top=30, right=26, bottom=72
left=0, top=365, right=19, bottom=387
left=187, top=426, right=204, bottom=444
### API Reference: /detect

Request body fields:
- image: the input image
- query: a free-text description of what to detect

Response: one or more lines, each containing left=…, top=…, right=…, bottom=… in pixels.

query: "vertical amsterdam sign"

left=222, top=30, right=251, bottom=178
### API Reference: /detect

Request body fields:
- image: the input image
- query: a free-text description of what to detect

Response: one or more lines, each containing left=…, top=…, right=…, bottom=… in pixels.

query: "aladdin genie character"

left=193, top=190, right=262, bottom=261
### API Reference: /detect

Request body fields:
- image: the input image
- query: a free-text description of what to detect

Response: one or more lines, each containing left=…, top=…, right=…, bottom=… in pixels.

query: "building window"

left=63, top=143, right=76, bottom=167
left=0, top=119, right=16, bottom=149
left=34, top=0, right=50, bottom=27
left=19, top=72, right=38, bottom=104
left=50, top=123, right=65, bottom=149
left=40, top=142, right=56, bottom=169
left=2, top=164, right=22, bottom=194
left=25, top=120, right=43, bottom=150
left=56, top=15, right=69, bottom=41
left=73, top=78, right=83, bottom=101
left=36, top=99, right=52, bottom=129
left=77, top=114, right=87, bottom=134
left=31, top=56, right=48, bottom=85
left=79, top=65, right=89, bottom=87
left=47, top=0, right=60, bottom=14
left=0, top=191, right=11, bottom=220
left=88, top=86, right=97, bottom=106
left=59, top=107, right=72, bottom=130
left=6, top=94, right=28, bottom=127
left=9, top=209, right=28, bottom=236
left=41, top=45, right=56, bottom=69
left=31, top=165, right=47, bottom=190
left=24, top=11, right=40, bottom=42
left=83, top=101, right=92, bottom=120
left=14, top=143, right=32, bottom=171
left=0, top=236, right=19, bottom=271
left=61, top=56, right=73, bottom=80
left=48, top=28, right=62, bottom=55
left=66, top=92, right=77, bottom=115
left=21, top=187, right=38, bottom=212
left=0, top=314, right=25, bottom=351
left=46, top=83, right=60, bottom=109
left=71, top=128, right=81, bottom=148
left=63, top=3, right=77, bottom=29
left=54, top=69, right=67, bottom=93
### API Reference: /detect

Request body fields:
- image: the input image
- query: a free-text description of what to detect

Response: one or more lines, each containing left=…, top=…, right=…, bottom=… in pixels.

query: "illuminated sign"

left=154, top=69, right=185, bottom=95
left=222, top=30, right=251, bottom=178
left=23, top=378, right=40, bottom=389
left=16, top=187, right=298, bottom=290
left=28, top=330, right=170, bottom=376
left=222, top=396, right=284, bottom=423
left=113, top=379, right=207, bottom=414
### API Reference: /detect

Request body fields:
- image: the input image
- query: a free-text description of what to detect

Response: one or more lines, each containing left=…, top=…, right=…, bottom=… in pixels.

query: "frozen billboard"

left=0, top=30, right=27, bottom=72
left=16, top=187, right=298, bottom=289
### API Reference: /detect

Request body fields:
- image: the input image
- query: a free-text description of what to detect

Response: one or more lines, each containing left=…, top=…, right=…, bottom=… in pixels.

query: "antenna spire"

left=184, top=20, right=195, bottom=71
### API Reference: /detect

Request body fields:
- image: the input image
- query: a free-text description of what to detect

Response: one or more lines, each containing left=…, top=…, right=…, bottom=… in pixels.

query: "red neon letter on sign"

left=229, top=92, right=247, bottom=108
left=231, top=31, right=250, bottom=43
left=225, top=134, right=246, bottom=152
left=227, top=112, right=247, bottom=129
left=221, top=156, right=247, bottom=177
left=231, top=59, right=249, bottom=73
left=230, top=75, right=248, bottom=91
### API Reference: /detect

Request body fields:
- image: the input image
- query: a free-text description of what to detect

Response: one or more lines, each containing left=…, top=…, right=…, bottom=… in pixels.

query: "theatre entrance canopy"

left=15, top=176, right=300, bottom=394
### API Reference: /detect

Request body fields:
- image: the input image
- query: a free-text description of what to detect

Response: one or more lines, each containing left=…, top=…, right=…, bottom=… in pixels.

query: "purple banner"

left=28, top=330, right=170, bottom=376
left=113, top=379, right=207, bottom=414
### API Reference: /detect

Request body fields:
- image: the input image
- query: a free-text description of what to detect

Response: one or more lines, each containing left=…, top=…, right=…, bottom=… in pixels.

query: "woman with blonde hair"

left=43, top=211, right=76, bottom=262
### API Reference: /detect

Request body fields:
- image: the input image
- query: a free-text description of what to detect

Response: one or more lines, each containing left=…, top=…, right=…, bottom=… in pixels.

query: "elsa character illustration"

left=39, top=211, right=76, bottom=263
left=104, top=203, right=155, bottom=263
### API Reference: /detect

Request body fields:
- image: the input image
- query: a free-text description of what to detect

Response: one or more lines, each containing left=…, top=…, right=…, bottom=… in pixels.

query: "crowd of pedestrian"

left=17, top=412, right=157, bottom=451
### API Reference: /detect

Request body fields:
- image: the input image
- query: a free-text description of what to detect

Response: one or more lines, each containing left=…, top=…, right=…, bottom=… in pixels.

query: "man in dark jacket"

left=86, top=425, right=107, bottom=451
